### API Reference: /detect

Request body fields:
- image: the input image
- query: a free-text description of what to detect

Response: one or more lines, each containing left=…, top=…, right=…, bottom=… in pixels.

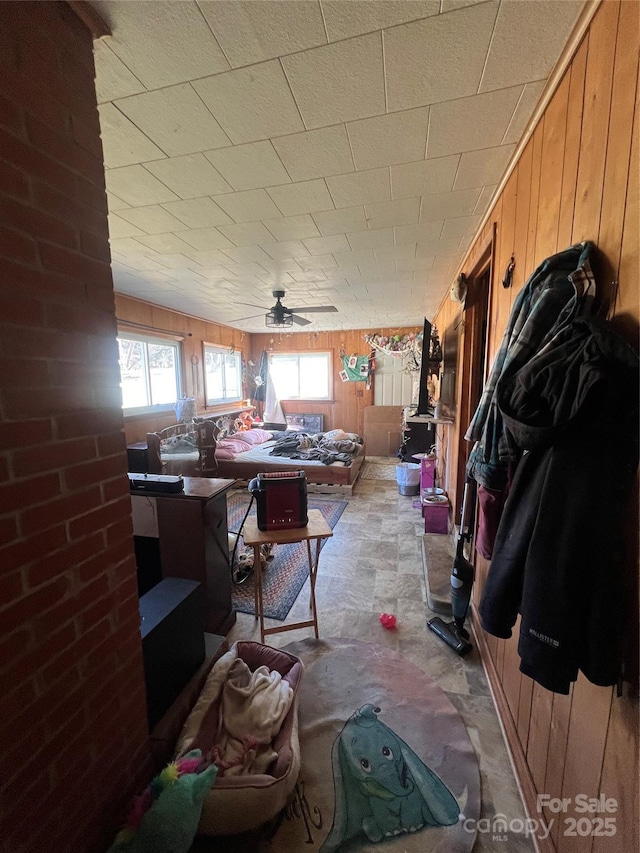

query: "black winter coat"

left=478, top=317, right=638, bottom=694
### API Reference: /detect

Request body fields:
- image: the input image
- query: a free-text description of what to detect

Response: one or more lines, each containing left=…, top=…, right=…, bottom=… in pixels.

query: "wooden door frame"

left=453, top=226, right=495, bottom=522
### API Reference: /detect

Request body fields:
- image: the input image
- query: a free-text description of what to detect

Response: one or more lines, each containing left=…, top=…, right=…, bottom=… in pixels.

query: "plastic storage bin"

left=423, top=500, right=450, bottom=534
left=396, top=462, right=421, bottom=496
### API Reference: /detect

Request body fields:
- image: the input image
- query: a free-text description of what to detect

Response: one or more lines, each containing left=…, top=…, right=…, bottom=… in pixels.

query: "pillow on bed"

left=215, top=437, right=253, bottom=459
left=226, top=429, right=273, bottom=446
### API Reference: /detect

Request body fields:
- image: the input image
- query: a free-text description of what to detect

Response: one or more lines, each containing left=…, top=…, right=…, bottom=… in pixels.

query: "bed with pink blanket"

left=214, top=428, right=365, bottom=490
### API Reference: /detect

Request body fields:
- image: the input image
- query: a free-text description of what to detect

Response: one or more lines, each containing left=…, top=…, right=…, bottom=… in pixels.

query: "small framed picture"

left=359, top=361, right=369, bottom=376
left=348, top=355, right=358, bottom=369
left=339, top=369, right=349, bottom=382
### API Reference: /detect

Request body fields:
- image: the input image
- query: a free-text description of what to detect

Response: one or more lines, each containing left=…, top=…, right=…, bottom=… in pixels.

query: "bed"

left=214, top=428, right=365, bottom=493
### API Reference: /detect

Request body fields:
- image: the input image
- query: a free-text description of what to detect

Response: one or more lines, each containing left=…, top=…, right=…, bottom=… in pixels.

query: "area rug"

left=271, top=638, right=481, bottom=852
left=361, top=460, right=398, bottom=481
left=227, top=493, right=347, bottom=620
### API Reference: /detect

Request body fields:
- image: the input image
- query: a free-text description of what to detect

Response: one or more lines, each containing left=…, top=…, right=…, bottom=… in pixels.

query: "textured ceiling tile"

left=290, top=270, right=327, bottom=283
left=136, top=232, right=199, bottom=254
left=365, top=197, right=420, bottom=230
left=199, top=0, right=327, bottom=67
left=384, top=2, right=499, bottom=111
left=295, top=253, right=338, bottom=271
left=259, top=257, right=304, bottom=273
left=160, top=197, right=233, bottom=229
left=267, top=179, right=335, bottom=217
left=441, top=0, right=485, bottom=10
left=334, top=248, right=375, bottom=268
left=312, top=206, right=368, bottom=236
left=326, top=168, right=390, bottom=209
left=220, top=245, right=273, bottom=265
left=427, top=87, right=523, bottom=158
left=93, top=1, right=229, bottom=88
left=397, top=255, right=434, bottom=271
left=144, top=154, right=232, bottom=199
left=217, top=221, right=277, bottom=247
left=114, top=84, right=229, bottom=157
left=262, top=240, right=310, bottom=260
left=321, top=0, right=439, bottom=41
left=416, top=237, right=464, bottom=256
left=106, top=192, right=130, bottom=211
left=480, top=1, right=583, bottom=93
left=271, top=126, right=354, bottom=182
left=204, top=141, right=291, bottom=191
left=193, top=61, right=304, bottom=144
left=346, top=228, right=394, bottom=251
left=347, top=107, right=430, bottom=170
left=117, top=204, right=190, bottom=235
left=177, top=227, right=236, bottom=251
left=375, top=244, right=417, bottom=262
left=302, top=234, right=352, bottom=254
left=394, top=221, right=443, bottom=244
left=108, top=213, right=145, bottom=239
left=441, top=215, right=482, bottom=241
left=94, top=41, right=146, bottom=104
left=222, top=263, right=270, bottom=279
left=282, top=33, right=385, bottom=128
left=420, top=188, right=482, bottom=222
left=214, top=189, right=282, bottom=223
left=454, top=146, right=516, bottom=190
left=391, top=154, right=459, bottom=199
left=105, top=165, right=180, bottom=206
left=98, top=103, right=165, bottom=169
left=474, top=185, right=498, bottom=215
left=263, top=215, right=320, bottom=242
left=502, top=81, right=546, bottom=145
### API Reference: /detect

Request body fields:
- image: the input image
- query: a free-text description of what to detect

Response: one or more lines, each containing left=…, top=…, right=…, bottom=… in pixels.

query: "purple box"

left=421, top=457, right=436, bottom=490
left=423, top=501, right=449, bottom=534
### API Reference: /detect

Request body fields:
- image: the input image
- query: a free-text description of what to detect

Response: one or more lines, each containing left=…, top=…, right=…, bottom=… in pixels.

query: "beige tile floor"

left=194, top=467, right=535, bottom=852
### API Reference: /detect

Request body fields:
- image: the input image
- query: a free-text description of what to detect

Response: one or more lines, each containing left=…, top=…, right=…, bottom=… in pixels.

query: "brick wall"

left=0, top=4, right=151, bottom=850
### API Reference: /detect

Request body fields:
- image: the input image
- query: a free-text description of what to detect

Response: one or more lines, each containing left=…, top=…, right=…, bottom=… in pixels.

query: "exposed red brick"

left=0, top=575, right=71, bottom=635
left=79, top=227, right=111, bottom=263
left=20, top=485, right=101, bottom=536
left=0, top=92, right=24, bottom=136
left=68, top=494, right=131, bottom=541
left=0, top=158, right=30, bottom=199
left=0, top=356, right=49, bottom=388
left=98, top=430, right=128, bottom=458
left=56, top=407, right=125, bottom=441
left=32, top=179, right=106, bottom=235
left=0, top=514, right=18, bottom=543
left=26, top=113, right=103, bottom=183
left=103, top=474, right=131, bottom=504
left=71, top=112, right=105, bottom=159
left=0, top=222, right=38, bottom=262
left=0, top=455, right=9, bottom=482
left=3, top=386, right=94, bottom=420
left=12, top=436, right=96, bottom=477
left=0, top=322, right=91, bottom=362
left=0, top=569, right=25, bottom=607
left=0, top=125, right=76, bottom=195
left=0, top=194, right=78, bottom=250
left=0, top=418, right=52, bottom=452
left=0, top=290, right=45, bottom=328
left=0, top=524, right=67, bottom=573
left=45, top=303, right=116, bottom=339
left=0, top=257, right=86, bottom=307
left=0, top=471, right=60, bottom=514
left=0, top=625, right=32, bottom=670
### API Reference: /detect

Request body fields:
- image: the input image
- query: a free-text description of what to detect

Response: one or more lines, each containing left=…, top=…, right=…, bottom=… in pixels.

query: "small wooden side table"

left=241, top=508, right=333, bottom=643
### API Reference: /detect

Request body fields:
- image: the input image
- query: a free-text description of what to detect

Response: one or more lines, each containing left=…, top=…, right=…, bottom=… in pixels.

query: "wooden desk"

left=241, top=509, right=333, bottom=643
left=131, top=477, right=237, bottom=634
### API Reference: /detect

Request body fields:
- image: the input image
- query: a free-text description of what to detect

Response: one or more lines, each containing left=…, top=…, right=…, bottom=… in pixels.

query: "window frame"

left=203, top=342, right=243, bottom=407
left=268, top=350, right=333, bottom=401
left=117, top=330, right=183, bottom=417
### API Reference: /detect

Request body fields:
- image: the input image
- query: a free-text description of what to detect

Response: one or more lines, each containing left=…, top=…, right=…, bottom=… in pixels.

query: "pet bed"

left=174, top=641, right=303, bottom=836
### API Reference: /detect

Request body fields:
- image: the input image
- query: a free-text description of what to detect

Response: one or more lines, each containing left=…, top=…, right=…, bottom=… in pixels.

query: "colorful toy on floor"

left=379, top=613, right=397, bottom=630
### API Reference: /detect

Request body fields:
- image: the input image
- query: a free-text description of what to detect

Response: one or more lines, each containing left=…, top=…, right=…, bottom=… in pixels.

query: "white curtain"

left=263, top=364, right=286, bottom=426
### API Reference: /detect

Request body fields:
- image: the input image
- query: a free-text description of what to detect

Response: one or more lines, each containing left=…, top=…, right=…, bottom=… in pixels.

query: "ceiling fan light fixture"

left=265, top=310, right=293, bottom=328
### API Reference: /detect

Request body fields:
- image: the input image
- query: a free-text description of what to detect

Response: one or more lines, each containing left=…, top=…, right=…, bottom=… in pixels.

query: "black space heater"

left=249, top=471, right=308, bottom=531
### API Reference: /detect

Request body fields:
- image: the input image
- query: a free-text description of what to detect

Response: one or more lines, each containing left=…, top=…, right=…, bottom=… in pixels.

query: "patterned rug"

left=361, top=459, right=398, bottom=480
left=273, top=638, right=481, bottom=852
left=227, top=493, right=347, bottom=620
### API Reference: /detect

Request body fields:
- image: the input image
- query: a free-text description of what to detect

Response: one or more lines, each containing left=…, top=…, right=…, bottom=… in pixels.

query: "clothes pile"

left=269, top=429, right=363, bottom=466
left=466, top=242, right=639, bottom=694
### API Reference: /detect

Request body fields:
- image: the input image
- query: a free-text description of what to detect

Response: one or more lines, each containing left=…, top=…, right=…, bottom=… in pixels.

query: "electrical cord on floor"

left=228, top=493, right=255, bottom=586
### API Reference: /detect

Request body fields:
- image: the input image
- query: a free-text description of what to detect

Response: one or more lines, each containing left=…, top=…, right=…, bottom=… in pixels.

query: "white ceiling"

left=94, top=0, right=584, bottom=332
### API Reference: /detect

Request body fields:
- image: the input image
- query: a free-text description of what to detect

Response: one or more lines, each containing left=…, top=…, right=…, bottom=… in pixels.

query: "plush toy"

left=236, top=544, right=274, bottom=574
left=107, top=750, right=217, bottom=853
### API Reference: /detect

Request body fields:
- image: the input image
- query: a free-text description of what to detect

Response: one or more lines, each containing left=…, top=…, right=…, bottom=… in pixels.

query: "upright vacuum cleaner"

left=428, top=478, right=477, bottom=656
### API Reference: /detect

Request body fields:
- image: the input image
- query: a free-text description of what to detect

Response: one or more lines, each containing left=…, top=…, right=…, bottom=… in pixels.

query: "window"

left=269, top=352, right=331, bottom=400
left=117, top=332, right=182, bottom=414
left=203, top=343, right=242, bottom=405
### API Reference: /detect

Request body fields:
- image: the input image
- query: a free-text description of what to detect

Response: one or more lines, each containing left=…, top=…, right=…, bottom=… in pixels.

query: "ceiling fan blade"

left=292, top=314, right=312, bottom=327
left=230, top=313, right=265, bottom=322
left=287, top=305, right=338, bottom=313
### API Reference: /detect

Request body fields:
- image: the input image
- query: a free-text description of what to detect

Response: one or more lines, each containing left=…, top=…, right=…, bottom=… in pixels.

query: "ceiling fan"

left=232, top=290, right=338, bottom=328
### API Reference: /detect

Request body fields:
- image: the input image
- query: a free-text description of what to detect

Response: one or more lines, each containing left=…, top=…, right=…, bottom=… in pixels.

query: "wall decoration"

left=340, top=355, right=369, bottom=381
left=339, top=369, right=349, bottom=382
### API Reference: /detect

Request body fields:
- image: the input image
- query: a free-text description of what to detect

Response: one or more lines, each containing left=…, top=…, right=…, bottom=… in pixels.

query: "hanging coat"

left=478, top=316, right=639, bottom=694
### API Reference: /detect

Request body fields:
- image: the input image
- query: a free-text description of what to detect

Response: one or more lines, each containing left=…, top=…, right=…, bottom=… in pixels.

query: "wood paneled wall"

left=432, top=3, right=638, bottom=851
left=116, top=293, right=420, bottom=441
left=250, top=326, right=420, bottom=436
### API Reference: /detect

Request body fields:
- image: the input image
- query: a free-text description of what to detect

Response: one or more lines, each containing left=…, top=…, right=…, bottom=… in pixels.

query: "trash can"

left=396, top=462, right=421, bottom=496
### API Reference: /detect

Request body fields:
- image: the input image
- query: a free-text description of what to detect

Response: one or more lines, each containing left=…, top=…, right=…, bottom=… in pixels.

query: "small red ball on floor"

left=379, top=613, right=397, bottom=629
